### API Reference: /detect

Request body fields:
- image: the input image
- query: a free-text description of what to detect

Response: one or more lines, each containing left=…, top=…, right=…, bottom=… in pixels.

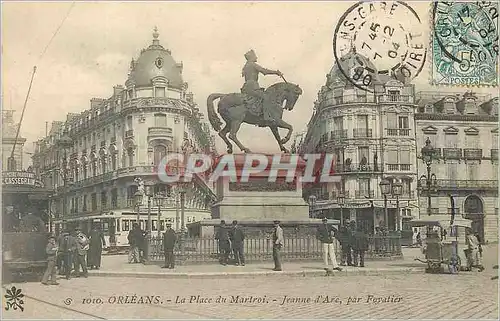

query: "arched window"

left=82, top=165, right=87, bottom=179
left=92, top=161, right=97, bottom=177
left=101, top=157, right=107, bottom=173
left=154, top=145, right=167, bottom=165
left=111, top=154, right=117, bottom=171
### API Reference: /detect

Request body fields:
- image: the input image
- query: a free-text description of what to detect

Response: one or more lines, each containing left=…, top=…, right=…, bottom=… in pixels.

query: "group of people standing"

left=41, top=225, right=106, bottom=285
left=316, top=218, right=369, bottom=271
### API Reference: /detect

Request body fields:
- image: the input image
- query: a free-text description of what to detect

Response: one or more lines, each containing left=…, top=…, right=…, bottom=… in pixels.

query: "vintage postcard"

left=1, top=1, right=498, bottom=320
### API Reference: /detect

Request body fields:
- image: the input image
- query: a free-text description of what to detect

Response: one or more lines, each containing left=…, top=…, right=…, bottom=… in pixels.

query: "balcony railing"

left=355, top=190, right=374, bottom=198
left=386, top=128, right=411, bottom=136
left=463, top=149, right=482, bottom=160
left=336, top=163, right=381, bottom=173
left=386, top=164, right=411, bottom=171
left=353, top=128, right=372, bottom=138
left=443, top=148, right=462, bottom=159
left=125, top=130, right=134, bottom=138
left=491, top=149, right=498, bottom=160
left=377, top=95, right=412, bottom=103
left=435, top=180, right=498, bottom=190
left=331, top=190, right=350, bottom=199
left=330, top=129, right=348, bottom=140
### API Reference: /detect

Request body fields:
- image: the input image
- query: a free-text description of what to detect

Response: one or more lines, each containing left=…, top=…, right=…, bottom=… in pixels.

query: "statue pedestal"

left=208, top=154, right=321, bottom=233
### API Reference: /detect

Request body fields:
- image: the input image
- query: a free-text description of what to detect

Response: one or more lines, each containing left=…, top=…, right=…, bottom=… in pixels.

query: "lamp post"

left=392, top=181, right=403, bottom=231
left=154, top=192, right=166, bottom=238
left=134, top=190, right=143, bottom=224
left=337, top=193, right=345, bottom=226
left=419, top=137, right=438, bottom=216
left=144, top=181, right=154, bottom=262
left=178, top=185, right=187, bottom=233
left=57, top=131, right=73, bottom=232
left=379, top=179, right=391, bottom=230
left=308, top=195, right=317, bottom=218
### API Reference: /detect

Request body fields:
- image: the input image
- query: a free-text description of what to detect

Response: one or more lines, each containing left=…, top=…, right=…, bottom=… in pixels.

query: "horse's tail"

left=207, top=93, right=225, bottom=131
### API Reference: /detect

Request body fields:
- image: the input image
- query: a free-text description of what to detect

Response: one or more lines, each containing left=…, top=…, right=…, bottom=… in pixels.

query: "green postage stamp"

left=432, top=1, right=498, bottom=86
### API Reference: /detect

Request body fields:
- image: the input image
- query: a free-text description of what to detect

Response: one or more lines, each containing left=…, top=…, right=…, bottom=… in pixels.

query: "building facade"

left=298, top=51, right=419, bottom=234
left=415, top=91, right=498, bottom=243
left=31, top=29, right=217, bottom=245
left=2, top=110, right=26, bottom=171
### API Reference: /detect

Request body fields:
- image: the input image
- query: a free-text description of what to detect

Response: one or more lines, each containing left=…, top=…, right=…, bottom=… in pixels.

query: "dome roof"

left=327, top=49, right=385, bottom=88
left=128, top=27, right=184, bottom=89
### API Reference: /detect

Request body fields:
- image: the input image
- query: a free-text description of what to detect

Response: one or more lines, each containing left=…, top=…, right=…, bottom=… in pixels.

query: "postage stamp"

left=333, top=1, right=427, bottom=92
left=432, top=1, right=499, bottom=86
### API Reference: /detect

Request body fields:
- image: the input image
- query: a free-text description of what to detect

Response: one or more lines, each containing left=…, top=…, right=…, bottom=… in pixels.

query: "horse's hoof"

left=243, top=149, right=252, bottom=153
left=281, top=148, right=289, bottom=154
left=281, top=138, right=290, bottom=144
left=227, top=149, right=233, bottom=154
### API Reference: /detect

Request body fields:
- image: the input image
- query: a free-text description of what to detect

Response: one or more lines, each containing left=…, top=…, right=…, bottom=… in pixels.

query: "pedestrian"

left=73, top=228, right=89, bottom=278
left=215, top=220, right=231, bottom=265
left=353, top=225, right=368, bottom=267
left=87, top=224, right=106, bottom=269
left=57, top=230, right=69, bottom=275
left=41, top=235, right=59, bottom=285
left=59, top=230, right=76, bottom=279
left=316, top=218, right=342, bottom=271
left=162, top=223, right=177, bottom=269
left=416, top=231, right=422, bottom=247
left=272, top=220, right=284, bottom=271
left=339, top=222, right=353, bottom=266
left=139, top=229, right=147, bottom=263
left=230, top=220, right=245, bottom=266
left=127, top=223, right=142, bottom=263
left=465, top=228, right=485, bottom=272
left=412, top=228, right=418, bottom=247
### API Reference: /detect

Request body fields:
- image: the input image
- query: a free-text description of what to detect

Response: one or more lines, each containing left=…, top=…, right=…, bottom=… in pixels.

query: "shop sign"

left=2, top=171, right=44, bottom=188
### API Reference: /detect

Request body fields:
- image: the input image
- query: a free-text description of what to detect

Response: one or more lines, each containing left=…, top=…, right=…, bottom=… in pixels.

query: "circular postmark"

left=333, top=1, right=427, bottom=92
left=432, top=1, right=498, bottom=85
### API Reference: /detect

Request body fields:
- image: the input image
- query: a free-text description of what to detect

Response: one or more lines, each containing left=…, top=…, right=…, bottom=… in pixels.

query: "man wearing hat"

left=162, top=223, right=177, bottom=269
left=230, top=220, right=245, bottom=266
left=58, top=229, right=76, bottom=279
left=41, top=235, right=59, bottom=285
left=73, top=227, right=89, bottom=278
left=316, top=218, right=342, bottom=271
left=215, top=220, right=231, bottom=265
left=272, top=220, right=284, bottom=271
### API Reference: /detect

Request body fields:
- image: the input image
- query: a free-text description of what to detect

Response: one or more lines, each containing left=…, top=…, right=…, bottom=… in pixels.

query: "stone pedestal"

left=211, top=154, right=310, bottom=222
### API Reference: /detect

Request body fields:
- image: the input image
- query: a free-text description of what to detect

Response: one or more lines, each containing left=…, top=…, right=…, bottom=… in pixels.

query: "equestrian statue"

left=206, top=49, right=302, bottom=154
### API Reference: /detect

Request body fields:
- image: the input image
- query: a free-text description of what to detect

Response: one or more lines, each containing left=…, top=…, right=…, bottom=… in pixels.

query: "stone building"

left=31, top=29, right=217, bottom=244
left=298, top=51, right=419, bottom=234
left=415, top=91, right=498, bottom=243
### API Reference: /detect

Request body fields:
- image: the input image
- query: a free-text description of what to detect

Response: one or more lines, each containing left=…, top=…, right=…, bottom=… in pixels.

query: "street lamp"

left=143, top=181, right=154, bottom=263
left=419, top=137, right=438, bottom=216
left=379, top=179, right=391, bottom=230
left=308, top=195, right=317, bottom=218
left=154, top=192, right=167, bottom=238
left=134, top=190, right=143, bottom=224
left=337, top=193, right=345, bottom=226
left=392, top=181, right=403, bottom=231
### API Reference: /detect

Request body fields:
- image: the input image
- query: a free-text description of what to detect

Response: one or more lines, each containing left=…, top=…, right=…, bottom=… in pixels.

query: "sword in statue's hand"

left=276, top=70, right=288, bottom=83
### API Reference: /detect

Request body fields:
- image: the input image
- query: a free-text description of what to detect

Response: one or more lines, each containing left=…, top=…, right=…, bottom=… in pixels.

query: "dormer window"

left=155, top=87, right=166, bottom=98
left=128, top=89, right=134, bottom=100
left=425, top=104, right=434, bottom=113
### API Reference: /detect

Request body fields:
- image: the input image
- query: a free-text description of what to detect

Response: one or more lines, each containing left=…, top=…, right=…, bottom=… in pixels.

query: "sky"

left=2, top=1, right=498, bottom=164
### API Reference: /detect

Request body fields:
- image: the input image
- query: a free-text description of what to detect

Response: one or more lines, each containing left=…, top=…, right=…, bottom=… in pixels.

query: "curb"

left=87, top=267, right=425, bottom=279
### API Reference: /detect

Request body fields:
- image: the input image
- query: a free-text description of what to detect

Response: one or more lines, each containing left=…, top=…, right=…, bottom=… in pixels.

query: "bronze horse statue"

left=206, top=81, right=302, bottom=154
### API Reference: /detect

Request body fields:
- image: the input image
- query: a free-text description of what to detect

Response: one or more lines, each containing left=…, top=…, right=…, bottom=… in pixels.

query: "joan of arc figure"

left=241, top=49, right=283, bottom=123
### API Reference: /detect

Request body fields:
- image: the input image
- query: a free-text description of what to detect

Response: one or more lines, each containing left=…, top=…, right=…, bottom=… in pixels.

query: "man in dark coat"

left=215, top=220, right=231, bottom=265
left=41, top=236, right=59, bottom=285
left=73, top=228, right=89, bottom=278
left=59, top=229, right=77, bottom=279
left=230, top=220, right=245, bottom=266
left=162, top=223, right=177, bottom=269
left=87, top=225, right=106, bottom=269
left=339, top=223, right=353, bottom=266
left=353, top=225, right=369, bottom=267
left=128, top=223, right=142, bottom=263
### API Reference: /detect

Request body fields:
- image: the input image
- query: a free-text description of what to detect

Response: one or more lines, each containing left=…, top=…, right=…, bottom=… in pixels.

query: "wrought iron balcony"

left=355, top=190, right=374, bottom=198
left=377, top=95, right=412, bottom=103
left=434, top=179, right=498, bottom=190
left=330, top=129, right=348, bottom=140
left=331, top=190, right=350, bottom=199
left=443, top=148, right=462, bottom=159
left=463, top=149, right=482, bottom=160
left=386, top=164, right=411, bottom=171
left=148, top=127, right=173, bottom=139
left=386, top=128, right=411, bottom=136
left=125, top=130, right=134, bottom=138
left=336, top=163, right=381, bottom=173
left=353, top=128, right=372, bottom=138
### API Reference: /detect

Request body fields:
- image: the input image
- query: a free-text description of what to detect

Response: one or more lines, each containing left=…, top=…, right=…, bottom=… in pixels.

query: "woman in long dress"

left=88, top=225, right=106, bottom=269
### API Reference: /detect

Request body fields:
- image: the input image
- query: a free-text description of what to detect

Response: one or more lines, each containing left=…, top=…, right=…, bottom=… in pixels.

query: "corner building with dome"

left=31, top=29, right=217, bottom=245
left=298, top=50, right=419, bottom=236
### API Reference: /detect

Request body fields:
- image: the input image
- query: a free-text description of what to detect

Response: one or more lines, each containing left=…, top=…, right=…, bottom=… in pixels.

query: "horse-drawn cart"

left=409, top=218, right=472, bottom=274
